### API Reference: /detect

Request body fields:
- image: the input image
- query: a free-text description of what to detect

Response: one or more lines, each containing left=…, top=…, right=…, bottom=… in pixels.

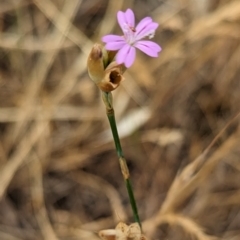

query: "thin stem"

left=107, top=113, right=123, bottom=158
left=102, top=92, right=141, bottom=229
left=125, top=179, right=141, bottom=225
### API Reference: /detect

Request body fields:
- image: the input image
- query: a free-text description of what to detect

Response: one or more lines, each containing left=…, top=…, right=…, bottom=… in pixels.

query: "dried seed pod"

left=97, top=61, right=124, bottom=92
left=87, top=44, right=125, bottom=92
left=98, top=222, right=148, bottom=240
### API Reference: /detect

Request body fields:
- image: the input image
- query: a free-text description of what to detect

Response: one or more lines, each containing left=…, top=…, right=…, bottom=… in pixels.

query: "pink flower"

left=102, top=9, right=162, bottom=68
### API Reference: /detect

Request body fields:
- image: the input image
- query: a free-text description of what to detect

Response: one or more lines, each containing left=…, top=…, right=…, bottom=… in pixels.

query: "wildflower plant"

left=87, top=8, right=161, bottom=238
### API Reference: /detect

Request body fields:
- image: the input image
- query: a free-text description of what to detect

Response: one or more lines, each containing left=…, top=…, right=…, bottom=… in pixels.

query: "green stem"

left=107, top=112, right=123, bottom=158
left=103, top=92, right=141, bottom=229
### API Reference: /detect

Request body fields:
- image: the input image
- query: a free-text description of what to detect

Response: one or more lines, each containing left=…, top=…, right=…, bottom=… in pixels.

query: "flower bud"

left=87, top=43, right=106, bottom=84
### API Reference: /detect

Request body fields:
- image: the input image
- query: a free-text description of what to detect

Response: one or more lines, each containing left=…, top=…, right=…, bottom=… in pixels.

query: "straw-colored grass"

left=0, top=0, right=240, bottom=239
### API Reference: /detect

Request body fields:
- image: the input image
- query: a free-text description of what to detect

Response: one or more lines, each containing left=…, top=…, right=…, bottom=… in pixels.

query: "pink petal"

left=136, top=22, right=159, bottom=40
left=102, top=34, right=126, bottom=50
left=105, top=41, right=126, bottom=51
left=125, top=9, right=135, bottom=27
left=116, top=44, right=130, bottom=64
left=134, top=41, right=162, bottom=57
left=117, top=9, right=135, bottom=34
left=135, top=17, right=152, bottom=35
left=116, top=44, right=136, bottom=68
left=102, top=34, right=124, bottom=43
left=117, top=11, right=126, bottom=33
left=125, top=47, right=136, bottom=68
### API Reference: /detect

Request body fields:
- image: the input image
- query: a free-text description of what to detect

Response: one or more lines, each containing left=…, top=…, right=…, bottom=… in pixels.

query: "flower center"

left=122, top=23, right=136, bottom=45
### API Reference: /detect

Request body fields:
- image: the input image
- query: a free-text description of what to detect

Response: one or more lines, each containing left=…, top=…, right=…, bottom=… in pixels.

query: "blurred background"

left=0, top=0, right=240, bottom=239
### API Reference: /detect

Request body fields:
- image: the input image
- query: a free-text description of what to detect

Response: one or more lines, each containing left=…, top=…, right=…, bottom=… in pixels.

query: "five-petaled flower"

left=102, top=9, right=161, bottom=68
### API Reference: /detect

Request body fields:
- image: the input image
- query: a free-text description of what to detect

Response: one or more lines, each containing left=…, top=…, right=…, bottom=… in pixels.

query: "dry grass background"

left=0, top=0, right=240, bottom=239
